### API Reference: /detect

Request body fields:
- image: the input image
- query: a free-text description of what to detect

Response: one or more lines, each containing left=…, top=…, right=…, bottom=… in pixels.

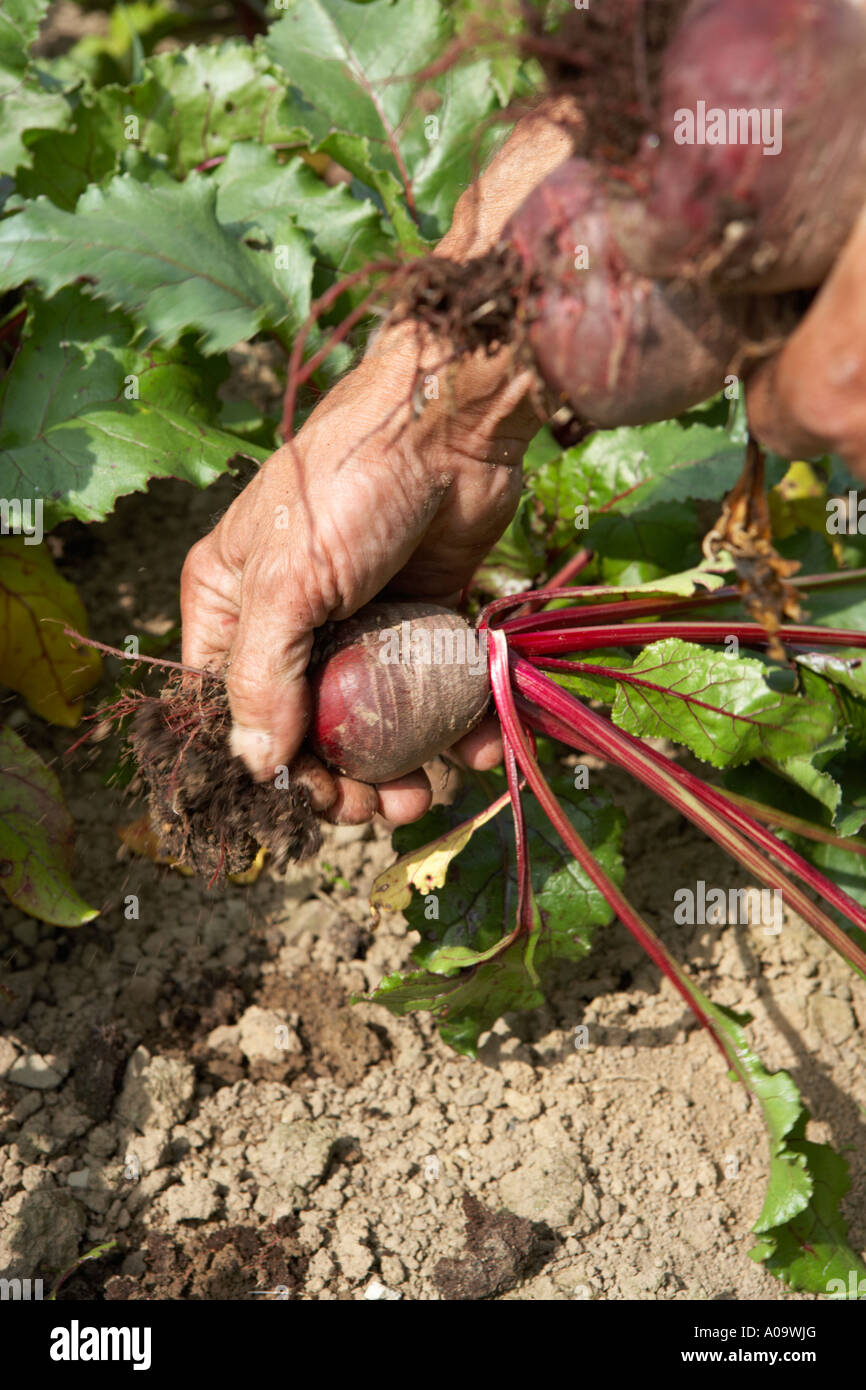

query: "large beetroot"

left=394, top=0, right=866, bottom=427
left=503, top=157, right=795, bottom=426
left=609, top=0, right=866, bottom=291
left=309, top=602, right=490, bottom=783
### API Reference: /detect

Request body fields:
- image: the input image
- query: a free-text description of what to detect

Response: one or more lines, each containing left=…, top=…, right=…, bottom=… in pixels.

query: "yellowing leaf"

left=770, top=461, right=836, bottom=549
left=371, top=791, right=509, bottom=912
left=228, top=845, right=268, bottom=884
left=0, top=537, right=101, bottom=726
left=0, top=726, right=98, bottom=926
left=561, top=562, right=732, bottom=611
left=117, top=816, right=268, bottom=883
left=299, top=150, right=332, bottom=175
left=628, top=562, right=729, bottom=597
left=117, top=815, right=194, bottom=875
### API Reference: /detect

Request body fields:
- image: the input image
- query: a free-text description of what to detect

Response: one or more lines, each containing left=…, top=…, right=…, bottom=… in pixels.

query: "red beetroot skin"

left=504, top=157, right=776, bottom=426
left=612, top=0, right=866, bottom=290
left=309, top=602, right=490, bottom=784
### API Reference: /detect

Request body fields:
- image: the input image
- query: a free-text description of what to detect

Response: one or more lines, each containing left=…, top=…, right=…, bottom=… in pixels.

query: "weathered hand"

left=180, top=100, right=579, bottom=824
left=748, top=200, right=866, bottom=479
left=180, top=332, right=538, bottom=823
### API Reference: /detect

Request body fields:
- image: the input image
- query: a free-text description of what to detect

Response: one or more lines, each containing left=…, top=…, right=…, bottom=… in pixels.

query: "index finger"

left=180, top=534, right=241, bottom=671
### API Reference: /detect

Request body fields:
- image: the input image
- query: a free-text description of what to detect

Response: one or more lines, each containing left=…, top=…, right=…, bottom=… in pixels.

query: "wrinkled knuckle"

left=241, top=540, right=294, bottom=602
left=224, top=656, right=268, bottom=715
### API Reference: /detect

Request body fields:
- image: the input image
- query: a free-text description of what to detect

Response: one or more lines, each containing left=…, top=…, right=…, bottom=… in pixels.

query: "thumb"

left=225, top=567, right=318, bottom=782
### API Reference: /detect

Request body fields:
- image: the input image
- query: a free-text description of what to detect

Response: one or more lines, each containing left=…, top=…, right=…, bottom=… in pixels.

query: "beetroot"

left=309, top=602, right=491, bottom=783
left=610, top=0, right=866, bottom=291
left=121, top=602, right=490, bottom=879
left=390, top=0, right=866, bottom=430
left=503, top=158, right=794, bottom=426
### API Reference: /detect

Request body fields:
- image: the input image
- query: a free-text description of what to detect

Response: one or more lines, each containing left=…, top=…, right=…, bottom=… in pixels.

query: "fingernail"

left=229, top=724, right=275, bottom=780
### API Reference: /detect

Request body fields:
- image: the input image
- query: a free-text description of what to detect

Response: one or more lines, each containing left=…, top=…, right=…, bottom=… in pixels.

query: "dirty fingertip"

left=229, top=724, right=277, bottom=782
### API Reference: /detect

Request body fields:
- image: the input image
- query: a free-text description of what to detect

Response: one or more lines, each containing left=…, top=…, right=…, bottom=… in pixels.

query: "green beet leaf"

left=212, top=142, right=394, bottom=286
left=0, top=288, right=266, bottom=527
left=17, top=39, right=304, bottom=209
left=267, top=0, right=511, bottom=248
left=0, top=0, right=72, bottom=179
left=364, top=772, right=624, bottom=1055
left=610, top=638, right=834, bottom=768
left=0, top=171, right=314, bottom=354
left=0, top=727, right=97, bottom=926
left=703, top=1003, right=866, bottom=1295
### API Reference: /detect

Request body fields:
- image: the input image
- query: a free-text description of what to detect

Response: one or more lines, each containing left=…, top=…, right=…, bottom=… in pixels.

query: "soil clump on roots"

left=128, top=673, right=321, bottom=880
left=389, top=246, right=525, bottom=360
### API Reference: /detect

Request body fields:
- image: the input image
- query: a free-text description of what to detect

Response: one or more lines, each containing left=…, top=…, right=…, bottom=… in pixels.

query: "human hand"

left=748, top=200, right=866, bottom=478
left=180, top=332, right=539, bottom=824
left=180, top=100, right=579, bottom=825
